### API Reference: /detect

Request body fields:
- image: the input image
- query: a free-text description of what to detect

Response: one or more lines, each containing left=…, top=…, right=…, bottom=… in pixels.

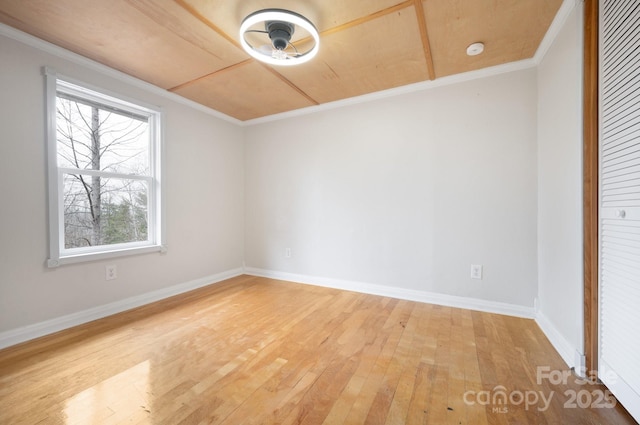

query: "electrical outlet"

left=285, top=248, right=292, bottom=258
left=470, top=264, right=483, bottom=280
left=105, top=265, right=117, bottom=281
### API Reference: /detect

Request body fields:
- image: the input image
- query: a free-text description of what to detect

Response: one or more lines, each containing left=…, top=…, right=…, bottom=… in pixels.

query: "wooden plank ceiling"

left=0, top=0, right=563, bottom=121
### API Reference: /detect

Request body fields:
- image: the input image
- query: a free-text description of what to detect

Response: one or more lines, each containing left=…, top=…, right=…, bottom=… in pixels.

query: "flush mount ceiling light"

left=239, top=9, right=320, bottom=66
left=466, top=42, right=485, bottom=56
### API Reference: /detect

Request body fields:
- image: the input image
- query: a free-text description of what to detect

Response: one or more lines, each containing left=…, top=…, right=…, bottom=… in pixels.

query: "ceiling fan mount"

left=266, top=20, right=295, bottom=51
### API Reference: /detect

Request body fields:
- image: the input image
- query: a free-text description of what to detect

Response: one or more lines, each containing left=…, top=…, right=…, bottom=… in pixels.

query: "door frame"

left=583, top=0, right=598, bottom=378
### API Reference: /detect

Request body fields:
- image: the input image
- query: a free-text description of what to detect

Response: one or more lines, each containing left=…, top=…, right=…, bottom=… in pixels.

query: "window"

left=45, top=68, right=164, bottom=267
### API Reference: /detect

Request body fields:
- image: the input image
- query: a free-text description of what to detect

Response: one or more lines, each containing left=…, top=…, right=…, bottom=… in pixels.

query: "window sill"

left=47, top=244, right=167, bottom=268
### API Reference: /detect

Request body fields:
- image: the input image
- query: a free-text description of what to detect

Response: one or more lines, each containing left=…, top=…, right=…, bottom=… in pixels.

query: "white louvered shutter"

left=599, top=1, right=640, bottom=421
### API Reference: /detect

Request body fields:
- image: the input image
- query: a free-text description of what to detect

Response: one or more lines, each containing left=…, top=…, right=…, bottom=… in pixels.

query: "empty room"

left=0, top=0, right=638, bottom=423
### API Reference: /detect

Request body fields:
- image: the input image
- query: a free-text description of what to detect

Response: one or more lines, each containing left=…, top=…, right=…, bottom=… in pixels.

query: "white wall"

left=536, top=2, right=584, bottom=365
left=245, top=69, right=539, bottom=308
left=0, top=33, right=245, bottom=335
left=0, top=2, right=585, bottom=353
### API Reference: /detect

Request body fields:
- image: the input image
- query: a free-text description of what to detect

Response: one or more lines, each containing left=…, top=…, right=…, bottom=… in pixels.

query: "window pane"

left=63, top=174, right=149, bottom=249
left=56, top=96, right=149, bottom=175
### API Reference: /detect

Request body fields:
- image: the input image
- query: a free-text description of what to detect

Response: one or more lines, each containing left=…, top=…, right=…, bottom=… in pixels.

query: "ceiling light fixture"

left=466, top=42, right=485, bottom=56
left=239, top=9, right=320, bottom=66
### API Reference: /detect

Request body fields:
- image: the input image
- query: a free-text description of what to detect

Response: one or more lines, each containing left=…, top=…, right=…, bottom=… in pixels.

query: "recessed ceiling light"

left=466, top=42, right=485, bottom=56
left=239, top=9, right=320, bottom=66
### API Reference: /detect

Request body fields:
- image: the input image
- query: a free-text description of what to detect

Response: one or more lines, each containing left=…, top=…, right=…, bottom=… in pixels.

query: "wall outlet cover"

left=106, top=265, right=117, bottom=281
left=471, top=264, right=483, bottom=280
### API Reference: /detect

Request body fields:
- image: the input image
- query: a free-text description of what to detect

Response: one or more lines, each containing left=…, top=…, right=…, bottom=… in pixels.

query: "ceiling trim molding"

left=260, top=63, right=320, bottom=106
left=1, top=0, right=578, bottom=127
left=533, top=0, right=580, bottom=64
left=413, top=0, right=436, bottom=80
left=320, top=1, right=413, bottom=38
left=173, top=0, right=242, bottom=50
left=242, top=0, right=578, bottom=126
left=168, top=59, right=253, bottom=92
left=242, top=58, right=537, bottom=126
left=0, top=23, right=242, bottom=126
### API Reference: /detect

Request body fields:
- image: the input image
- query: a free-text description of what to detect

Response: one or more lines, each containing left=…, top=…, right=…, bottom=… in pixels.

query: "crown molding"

left=243, top=58, right=538, bottom=126
left=533, top=0, right=580, bottom=64
left=0, top=23, right=242, bottom=126
left=2, top=0, right=578, bottom=128
left=244, top=0, right=578, bottom=126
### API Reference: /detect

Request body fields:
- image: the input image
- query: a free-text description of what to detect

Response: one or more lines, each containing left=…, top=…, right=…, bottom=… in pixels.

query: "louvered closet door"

left=599, top=1, right=640, bottom=421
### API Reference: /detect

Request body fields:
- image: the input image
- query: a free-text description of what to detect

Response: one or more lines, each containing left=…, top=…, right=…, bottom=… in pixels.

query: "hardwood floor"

left=0, top=275, right=636, bottom=424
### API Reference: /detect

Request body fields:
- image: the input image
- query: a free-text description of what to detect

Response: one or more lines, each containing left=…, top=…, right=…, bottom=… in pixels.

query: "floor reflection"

left=64, top=360, right=151, bottom=424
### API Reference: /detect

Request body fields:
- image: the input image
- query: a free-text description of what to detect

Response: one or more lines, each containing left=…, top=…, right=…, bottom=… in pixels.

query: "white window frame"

left=44, top=67, right=165, bottom=267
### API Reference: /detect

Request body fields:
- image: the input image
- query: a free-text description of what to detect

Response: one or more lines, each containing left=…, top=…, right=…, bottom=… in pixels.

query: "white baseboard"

left=3, top=266, right=576, bottom=372
left=244, top=267, right=535, bottom=319
left=0, top=268, right=243, bottom=350
left=247, top=268, right=587, bottom=369
left=535, top=310, right=577, bottom=369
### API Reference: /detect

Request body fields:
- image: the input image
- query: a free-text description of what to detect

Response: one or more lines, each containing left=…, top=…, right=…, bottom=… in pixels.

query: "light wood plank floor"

left=0, top=275, right=636, bottom=424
